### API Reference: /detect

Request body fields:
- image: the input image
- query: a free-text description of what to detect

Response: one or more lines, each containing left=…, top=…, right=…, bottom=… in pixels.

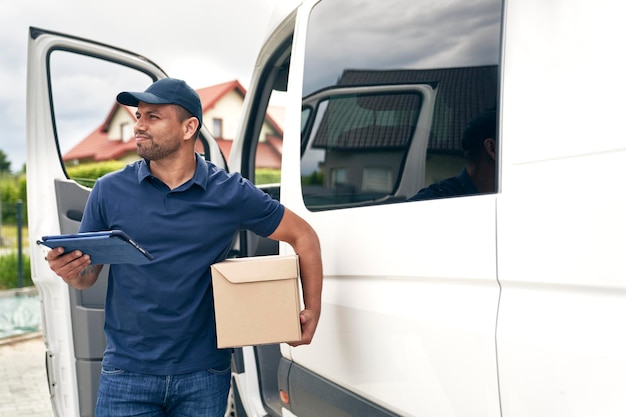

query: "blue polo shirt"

left=79, top=155, right=285, bottom=375
left=408, top=167, right=479, bottom=201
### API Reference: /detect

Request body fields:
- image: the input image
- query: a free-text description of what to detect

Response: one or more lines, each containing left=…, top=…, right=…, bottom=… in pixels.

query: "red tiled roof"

left=214, top=138, right=233, bottom=159
left=197, top=80, right=282, bottom=136
left=255, top=137, right=282, bottom=169
left=197, top=80, right=246, bottom=111
left=213, top=138, right=281, bottom=170
left=62, top=80, right=283, bottom=166
left=63, top=122, right=138, bottom=162
left=63, top=104, right=137, bottom=162
left=265, top=135, right=283, bottom=156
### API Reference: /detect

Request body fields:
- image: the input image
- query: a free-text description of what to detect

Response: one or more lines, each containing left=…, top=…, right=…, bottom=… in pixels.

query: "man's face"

left=134, top=102, right=185, bottom=161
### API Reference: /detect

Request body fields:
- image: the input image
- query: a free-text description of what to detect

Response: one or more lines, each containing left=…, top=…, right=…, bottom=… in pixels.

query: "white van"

left=27, top=0, right=626, bottom=416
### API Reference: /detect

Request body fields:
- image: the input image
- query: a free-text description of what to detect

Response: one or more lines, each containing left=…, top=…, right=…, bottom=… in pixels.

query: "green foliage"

left=252, top=168, right=326, bottom=187
left=255, top=168, right=281, bottom=185
left=0, top=224, right=28, bottom=248
left=0, top=149, right=11, bottom=174
left=66, top=161, right=126, bottom=187
left=301, top=170, right=324, bottom=186
left=1, top=173, right=28, bottom=224
left=0, top=253, right=32, bottom=290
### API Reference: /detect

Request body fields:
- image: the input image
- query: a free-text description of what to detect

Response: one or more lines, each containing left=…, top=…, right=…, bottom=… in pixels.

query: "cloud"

left=302, top=0, right=501, bottom=96
left=0, top=0, right=278, bottom=170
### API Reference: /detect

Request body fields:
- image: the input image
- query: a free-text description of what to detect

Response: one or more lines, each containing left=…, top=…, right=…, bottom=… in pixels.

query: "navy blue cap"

left=116, top=78, right=202, bottom=127
left=461, top=110, right=496, bottom=151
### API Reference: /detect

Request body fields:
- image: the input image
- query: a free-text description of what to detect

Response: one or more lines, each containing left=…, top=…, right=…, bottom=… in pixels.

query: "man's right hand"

left=46, top=247, right=102, bottom=289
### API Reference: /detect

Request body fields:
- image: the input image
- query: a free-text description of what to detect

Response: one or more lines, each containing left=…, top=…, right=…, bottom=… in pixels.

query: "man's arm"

left=46, top=247, right=102, bottom=289
left=268, top=207, right=323, bottom=346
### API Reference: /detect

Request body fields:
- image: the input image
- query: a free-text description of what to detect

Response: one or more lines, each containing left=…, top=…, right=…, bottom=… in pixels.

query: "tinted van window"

left=300, top=0, right=502, bottom=210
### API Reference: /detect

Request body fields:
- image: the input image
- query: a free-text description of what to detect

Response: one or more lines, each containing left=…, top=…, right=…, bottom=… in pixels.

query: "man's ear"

left=483, top=138, right=496, bottom=161
left=183, top=117, right=200, bottom=140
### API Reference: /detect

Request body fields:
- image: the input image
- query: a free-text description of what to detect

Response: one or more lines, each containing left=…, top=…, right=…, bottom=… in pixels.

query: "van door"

left=26, top=27, right=226, bottom=417
left=229, top=0, right=503, bottom=416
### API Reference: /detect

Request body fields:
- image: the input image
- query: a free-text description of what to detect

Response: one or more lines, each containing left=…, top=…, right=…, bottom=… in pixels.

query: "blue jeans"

left=95, top=364, right=231, bottom=417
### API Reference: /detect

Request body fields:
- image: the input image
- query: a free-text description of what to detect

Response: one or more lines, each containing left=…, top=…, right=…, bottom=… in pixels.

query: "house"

left=62, top=80, right=284, bottom=169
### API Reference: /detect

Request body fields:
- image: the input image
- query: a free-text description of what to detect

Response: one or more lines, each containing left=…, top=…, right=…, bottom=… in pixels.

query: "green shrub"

left=0, top=253, right=32, bottom=290
left=255, top=168, right=281, bottom=185
left=1, top=174, right=28, bottom=223
left=66, top=163, right=282, bottom=187
left=301, top=170, right=324, bottom=186
left=66, top=161, right=126, bottom=188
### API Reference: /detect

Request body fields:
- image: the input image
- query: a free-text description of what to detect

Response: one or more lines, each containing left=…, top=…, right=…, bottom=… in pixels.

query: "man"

left=46, top=78, right=323, bottom=417
left=409, top=110, right=497, bottom=200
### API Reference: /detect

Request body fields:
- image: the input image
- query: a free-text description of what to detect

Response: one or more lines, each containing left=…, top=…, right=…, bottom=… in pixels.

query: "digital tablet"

left=37, top=230, right=154, bottom=265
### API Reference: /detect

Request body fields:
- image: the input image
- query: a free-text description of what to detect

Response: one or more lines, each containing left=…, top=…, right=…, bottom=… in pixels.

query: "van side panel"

left=497, top=0, right=626, bottom=415
left=283, top=201, right=500, bottom=416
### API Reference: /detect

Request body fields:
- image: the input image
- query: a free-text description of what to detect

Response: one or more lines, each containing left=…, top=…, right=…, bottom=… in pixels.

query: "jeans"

left=95, top=364, right=231, bottom=417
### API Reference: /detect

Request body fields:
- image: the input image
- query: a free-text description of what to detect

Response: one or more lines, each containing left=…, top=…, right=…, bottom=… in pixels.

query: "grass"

left=0, top=253, right=32, bottom=289
left=0, top=224, right=32, bottom=289
left=0, top=224, right=29, bottom=249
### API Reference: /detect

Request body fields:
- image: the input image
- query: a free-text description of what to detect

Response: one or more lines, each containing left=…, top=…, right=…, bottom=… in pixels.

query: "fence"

left=0, top=200, right=30, bottom=289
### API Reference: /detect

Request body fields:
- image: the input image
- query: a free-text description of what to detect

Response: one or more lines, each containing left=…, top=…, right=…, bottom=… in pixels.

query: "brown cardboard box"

left=211, top=254, right=302, bottom=348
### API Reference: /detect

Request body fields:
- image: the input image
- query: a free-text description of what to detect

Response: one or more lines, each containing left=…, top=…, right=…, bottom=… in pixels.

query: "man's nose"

left=135, top=119, right=145, bottom=133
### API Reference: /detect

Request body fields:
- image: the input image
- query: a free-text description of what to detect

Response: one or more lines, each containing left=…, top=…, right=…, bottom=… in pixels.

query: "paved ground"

left=0, top=333, right=54, bottom=416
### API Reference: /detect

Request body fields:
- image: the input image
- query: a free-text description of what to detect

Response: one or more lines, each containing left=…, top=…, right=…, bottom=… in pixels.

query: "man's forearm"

left=67, top=264, right=103, bottom=289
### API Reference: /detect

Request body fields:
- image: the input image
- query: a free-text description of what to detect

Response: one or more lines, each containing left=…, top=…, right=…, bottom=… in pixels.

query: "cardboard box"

left=211, top=254, right=302, bottom=348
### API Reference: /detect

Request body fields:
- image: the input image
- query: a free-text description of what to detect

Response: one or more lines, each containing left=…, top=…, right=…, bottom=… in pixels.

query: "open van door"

left=26, top=27, right=226, bottom=417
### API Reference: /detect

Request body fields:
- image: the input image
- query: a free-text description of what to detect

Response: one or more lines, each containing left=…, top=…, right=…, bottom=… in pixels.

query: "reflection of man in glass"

left=409, top=110, right=497, bottom=201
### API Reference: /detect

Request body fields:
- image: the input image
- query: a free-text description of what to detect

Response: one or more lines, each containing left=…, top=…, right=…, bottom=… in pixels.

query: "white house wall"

left=206, top=90, right=244, bottom=139
left=108, top=108, right=135, bottom=141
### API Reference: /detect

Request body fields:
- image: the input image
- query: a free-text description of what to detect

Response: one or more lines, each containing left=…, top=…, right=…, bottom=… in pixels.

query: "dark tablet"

left=37, top=230, right=153, bottom=264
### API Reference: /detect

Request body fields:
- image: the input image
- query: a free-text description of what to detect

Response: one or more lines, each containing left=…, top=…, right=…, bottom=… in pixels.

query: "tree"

left=0, top=149, right=11, bottom=174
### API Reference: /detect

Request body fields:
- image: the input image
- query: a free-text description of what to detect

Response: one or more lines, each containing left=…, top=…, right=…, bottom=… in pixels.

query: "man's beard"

left=136, top=138, right=180, bottom=161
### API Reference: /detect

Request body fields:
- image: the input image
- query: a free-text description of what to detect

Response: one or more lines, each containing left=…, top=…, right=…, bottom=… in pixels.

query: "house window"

left=212, top=118, right=223, bottom=138
left=362, top=168, right=393, bottom=193
left=331, top=168, right=347, bottom=187
left=121, top=123, right=133, bottom=142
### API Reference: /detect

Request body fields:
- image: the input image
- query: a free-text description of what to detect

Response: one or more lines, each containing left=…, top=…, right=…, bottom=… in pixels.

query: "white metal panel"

left=497, top=0, right=626, bottom=415
left=289, top=197, right=500, bottom=417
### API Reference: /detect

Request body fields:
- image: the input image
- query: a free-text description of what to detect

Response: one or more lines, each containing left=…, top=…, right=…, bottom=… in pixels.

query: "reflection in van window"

left=409, top=109, right=497, bottom=200
left=301, top=92, right=422, bottom=210
left=300, top=0, right=502, bottom=210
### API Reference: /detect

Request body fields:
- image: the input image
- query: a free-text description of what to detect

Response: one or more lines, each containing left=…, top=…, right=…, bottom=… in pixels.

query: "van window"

left=301, top=92, right=422, bottom=209
left=48, top=51, right=216, bottom=188
left=300, top=0, right=502, bottom=210
left=253, top=90, right=285, bottom=186
left=49, top=51, right=153, bottom=187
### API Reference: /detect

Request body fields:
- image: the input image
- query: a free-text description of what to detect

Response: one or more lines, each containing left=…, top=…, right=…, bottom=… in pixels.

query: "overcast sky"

left=0, top=0, right=282, bottom=171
